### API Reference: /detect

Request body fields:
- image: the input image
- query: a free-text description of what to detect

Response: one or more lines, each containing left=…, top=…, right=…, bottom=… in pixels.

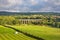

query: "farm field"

left=11, top=24, right=60, bottom=40
left=0, top=24, right=60, bottom=40
left=0, top=25, right=36, bottom=40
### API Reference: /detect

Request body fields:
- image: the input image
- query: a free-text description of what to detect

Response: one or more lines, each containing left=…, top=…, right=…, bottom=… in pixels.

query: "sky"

left=0, top=0, right=60, bottom=12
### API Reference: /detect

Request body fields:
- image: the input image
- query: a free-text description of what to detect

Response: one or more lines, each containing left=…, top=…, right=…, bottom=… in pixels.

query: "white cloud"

left=8, top=0, right=16, bottom=4
left=0, top=0, right=60, bottom=12
left=54, top=1, right=60, bottom=5
left=0, top=0, right=24, bottom=8
left=7, top=0, right=24, bottom=7
left=30, top=0, right=38, bottom=5
left=22, top=7, right=29, bottom=11
left=38, top=0, right=48, bottom=2
left=15, top=0, right=24, bottom=5
left=44, top=0, right=48, bottom=2
left=47, top=0, right=60, bottom=5
left=7, top=10, right=20, bottom=12
left=40, top=7, right=53, bottom=12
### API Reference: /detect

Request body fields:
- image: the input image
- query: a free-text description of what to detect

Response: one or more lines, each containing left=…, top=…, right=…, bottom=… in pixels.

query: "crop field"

left=3, top=24, right=60, bottom=40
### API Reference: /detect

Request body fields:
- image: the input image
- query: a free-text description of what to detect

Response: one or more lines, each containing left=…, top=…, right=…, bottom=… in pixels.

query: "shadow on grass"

left=3, top=25, right=44, bottom=40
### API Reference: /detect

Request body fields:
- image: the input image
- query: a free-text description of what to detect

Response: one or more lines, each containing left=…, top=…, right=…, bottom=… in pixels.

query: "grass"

left=0, top=24, right=60, bottom=40
left=0, top=25, right=36, bottom=40
left=11, top=24, right=60, bottom=40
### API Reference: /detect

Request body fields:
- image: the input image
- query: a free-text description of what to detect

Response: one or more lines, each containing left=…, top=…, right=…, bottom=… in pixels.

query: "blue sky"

left=0, top=0, right=60, bottom=12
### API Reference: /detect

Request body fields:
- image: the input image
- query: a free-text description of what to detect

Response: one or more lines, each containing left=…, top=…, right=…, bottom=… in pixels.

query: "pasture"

left=3, top=24, right=60, bottom=40
left=0, top=25, right=36, bottom=40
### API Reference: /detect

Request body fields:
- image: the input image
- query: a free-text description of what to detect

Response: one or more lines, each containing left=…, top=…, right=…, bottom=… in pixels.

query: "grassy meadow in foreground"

left=0, top=24, right=60, bottom=40
left=11, top=24, right=60, bottom=40
left=0, top=25, right=36, bottom=40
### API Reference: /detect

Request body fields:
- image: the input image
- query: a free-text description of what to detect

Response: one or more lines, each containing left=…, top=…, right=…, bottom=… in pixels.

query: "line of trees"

left=0, top=16, right=20, bottom=25
left=0, top=15, right=60, bottom=28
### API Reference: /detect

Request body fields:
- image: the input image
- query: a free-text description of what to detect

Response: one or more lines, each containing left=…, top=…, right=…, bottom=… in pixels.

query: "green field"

left=0, top=25, right=60, bottom=40
left=0, top=25, right=36, bottom=40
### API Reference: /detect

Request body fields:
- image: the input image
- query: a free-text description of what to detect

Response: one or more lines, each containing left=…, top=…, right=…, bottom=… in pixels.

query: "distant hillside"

left=0, top=11, right=60, bottom=15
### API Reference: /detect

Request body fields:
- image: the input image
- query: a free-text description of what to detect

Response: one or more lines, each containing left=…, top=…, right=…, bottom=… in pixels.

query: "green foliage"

left=0, top=14, right=60, bottom=28
left=0, top=16, right=20, bottom=25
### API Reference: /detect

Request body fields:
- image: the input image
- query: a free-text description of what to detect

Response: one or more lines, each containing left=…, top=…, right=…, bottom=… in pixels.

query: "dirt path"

left=3, top=25, right=44, bottom=40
